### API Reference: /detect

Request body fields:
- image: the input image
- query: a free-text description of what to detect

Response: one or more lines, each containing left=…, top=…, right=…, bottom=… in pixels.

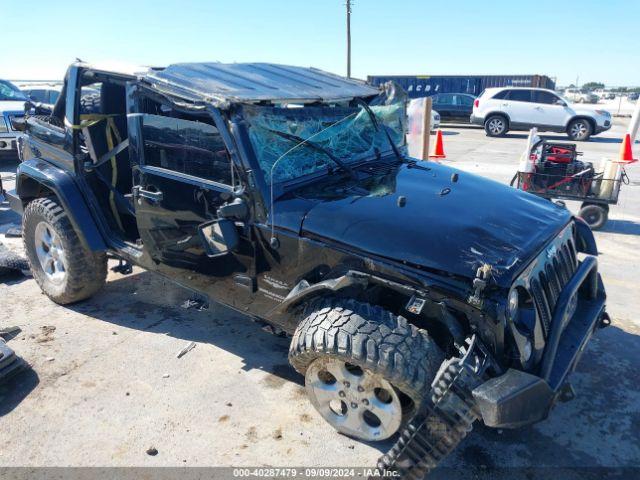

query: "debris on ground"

left=0, top=339, right=26, bottom=383
left=4, top=225, right=22, bottom=238
left=146, top=446, right=158, bottom=456
left=0, top=326, right=21, bottom=340
left=36, top=325, right=56, bottom=343
left=162, top=373, right=170, bottom=378
left=0, top=242, right=30, bottom=277
left=176, top=341, right=196, bottom=359
left=180, top=297, right=208, bottom=311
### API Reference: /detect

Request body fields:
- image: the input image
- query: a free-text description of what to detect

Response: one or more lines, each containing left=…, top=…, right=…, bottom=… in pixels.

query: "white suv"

left=470, top=87, right=611, bottom=141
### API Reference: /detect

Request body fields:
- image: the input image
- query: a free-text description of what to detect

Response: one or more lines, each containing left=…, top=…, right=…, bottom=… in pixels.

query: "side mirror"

left=11, top=117, right=27, bottom=132
left=197, top=219, right=239, bottom=257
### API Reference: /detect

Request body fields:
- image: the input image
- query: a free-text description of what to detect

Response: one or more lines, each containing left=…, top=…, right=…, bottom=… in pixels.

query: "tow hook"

left=599, top=311, right=611, bottom=329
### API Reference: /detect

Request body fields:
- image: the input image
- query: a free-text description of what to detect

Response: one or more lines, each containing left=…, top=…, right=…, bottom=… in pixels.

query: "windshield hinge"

left=468, top=264, right=492, bottom=308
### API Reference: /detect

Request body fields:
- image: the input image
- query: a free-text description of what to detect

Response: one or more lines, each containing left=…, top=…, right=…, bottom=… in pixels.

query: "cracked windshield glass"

left=244, top=99, right=406, bottom=185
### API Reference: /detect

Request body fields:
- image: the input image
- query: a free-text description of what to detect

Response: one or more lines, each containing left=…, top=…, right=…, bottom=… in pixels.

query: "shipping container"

left=367, top=74, right=556, bottom=98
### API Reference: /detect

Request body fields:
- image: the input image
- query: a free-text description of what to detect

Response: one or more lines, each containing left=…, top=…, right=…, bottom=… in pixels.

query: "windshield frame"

left=0, top=79, right=28, bottom=102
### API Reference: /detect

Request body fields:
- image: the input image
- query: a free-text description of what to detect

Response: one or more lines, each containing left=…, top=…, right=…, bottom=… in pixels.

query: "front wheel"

left=289, top=298, right=444, bottom=441
left=23, top=197, right=107, bottom=304
left=484, top=115, right=508, bottom=137
left=568, top=119, right=592, bottom=141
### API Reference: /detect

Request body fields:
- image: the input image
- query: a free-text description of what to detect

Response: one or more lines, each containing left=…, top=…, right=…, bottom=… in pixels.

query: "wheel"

left=23, top=197, right=107, bottom=304
left=578, top=203, right=608, bottom=230
left=289, top=297, right=444, bottom=441
left=567, top=119, right=592, bottom=141
left=484, top=115, right=508, bottom=137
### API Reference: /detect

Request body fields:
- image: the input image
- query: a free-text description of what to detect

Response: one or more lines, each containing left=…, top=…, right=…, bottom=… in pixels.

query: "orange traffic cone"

left=619, top=133, right=638, bottom=163
left=429, top=129, right=446, bottom=160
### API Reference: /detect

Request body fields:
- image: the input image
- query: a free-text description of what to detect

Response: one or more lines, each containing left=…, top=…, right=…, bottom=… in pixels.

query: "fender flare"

left=483, top=111, right=511, bottom=127
left=16, top=159, right=107, bottom=251
left=574, top=217, right=598, bottom=255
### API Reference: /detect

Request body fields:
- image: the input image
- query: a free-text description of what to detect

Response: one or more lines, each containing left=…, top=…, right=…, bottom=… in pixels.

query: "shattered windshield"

left=244, top=98, right=406, bottom=185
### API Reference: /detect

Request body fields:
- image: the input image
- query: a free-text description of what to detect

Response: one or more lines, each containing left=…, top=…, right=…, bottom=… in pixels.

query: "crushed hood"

left=294, top=161, right=571, bottom=287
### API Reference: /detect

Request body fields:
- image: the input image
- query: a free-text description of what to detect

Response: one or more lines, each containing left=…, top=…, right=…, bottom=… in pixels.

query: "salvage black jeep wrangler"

left=8, top=62, right=609, bottom=477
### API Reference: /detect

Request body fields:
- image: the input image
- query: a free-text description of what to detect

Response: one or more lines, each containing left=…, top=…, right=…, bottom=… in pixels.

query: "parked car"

left=563, top=88, right=598, bottom=104
left=628, top=92, right=639, bottom=101
left=17, top=82, right=62, bottom=109
left=471, top=87, right=611, bottom=141
left=8, top=61, right=609, bottom=477
left=0, top=79, right=27, bottom=158
left=431, top=109, right=440, bottom=130
left=431, top=93, right=476, bottom=122
left=593, top=89, right=615, bottom=100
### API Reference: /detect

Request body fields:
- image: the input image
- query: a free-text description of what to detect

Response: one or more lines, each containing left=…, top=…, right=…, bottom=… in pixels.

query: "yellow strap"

left=105, top=117, right=124, bottom=231
left=64, top=114, right=120, bottom=130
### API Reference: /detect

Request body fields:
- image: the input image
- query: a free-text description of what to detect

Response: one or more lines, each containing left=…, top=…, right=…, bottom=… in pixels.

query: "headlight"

left=508, top=288, right=519, bottom=320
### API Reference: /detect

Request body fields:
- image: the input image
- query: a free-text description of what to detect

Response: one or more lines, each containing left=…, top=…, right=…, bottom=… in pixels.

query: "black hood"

left=285, top=161, right=571, bottom=288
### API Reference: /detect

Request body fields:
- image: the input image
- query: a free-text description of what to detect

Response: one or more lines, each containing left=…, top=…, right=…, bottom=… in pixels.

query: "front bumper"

left=472, top=255, right=607, bottom=428
left=595, top=121, right=611, bottom=134
left=0, top=135, right=18, bottom=151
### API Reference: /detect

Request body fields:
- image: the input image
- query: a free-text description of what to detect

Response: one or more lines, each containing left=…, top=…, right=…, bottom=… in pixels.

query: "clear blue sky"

left=2, top=0, right=638, bottom=87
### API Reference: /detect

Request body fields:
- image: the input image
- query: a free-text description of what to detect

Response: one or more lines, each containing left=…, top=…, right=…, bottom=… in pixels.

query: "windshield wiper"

left=355, top=99, right=404, bottom=162
left=265, top=128, right=356, bottom=179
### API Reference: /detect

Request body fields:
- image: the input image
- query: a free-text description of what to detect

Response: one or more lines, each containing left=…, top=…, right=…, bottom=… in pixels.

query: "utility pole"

left=346, top=0, right=352, bottom=78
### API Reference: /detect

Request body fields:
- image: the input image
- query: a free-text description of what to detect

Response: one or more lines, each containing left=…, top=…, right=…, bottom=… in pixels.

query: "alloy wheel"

left=34, top=221, right=67, bottom=284
left=488, top=118, right=505, bottom=135
left=305, top=357, right=404, bottom=441
left=570, top=121, right=588, bottom=140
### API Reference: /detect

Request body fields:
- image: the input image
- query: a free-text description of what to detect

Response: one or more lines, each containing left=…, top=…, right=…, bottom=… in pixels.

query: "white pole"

left=627, top=97, right=640, bottom=142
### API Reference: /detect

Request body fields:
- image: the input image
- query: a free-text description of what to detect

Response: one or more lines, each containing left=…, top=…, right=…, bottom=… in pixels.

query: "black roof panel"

left=143, top=62, right=379, bottom=106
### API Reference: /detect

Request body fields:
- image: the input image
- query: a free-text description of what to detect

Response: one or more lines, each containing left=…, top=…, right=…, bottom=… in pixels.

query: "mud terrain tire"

left=289, top=297, right=444, bottom=439
left=23, top=197, right=107, bottom=304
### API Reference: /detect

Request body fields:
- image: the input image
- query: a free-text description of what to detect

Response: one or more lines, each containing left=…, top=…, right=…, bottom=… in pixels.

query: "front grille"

left=529, top=237, right=578, bottom=336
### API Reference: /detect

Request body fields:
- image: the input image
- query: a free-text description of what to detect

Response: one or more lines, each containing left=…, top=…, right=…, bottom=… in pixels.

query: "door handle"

left=133, top=186, right=163, bottom=203
left=534, top=106, right=543, bottom=110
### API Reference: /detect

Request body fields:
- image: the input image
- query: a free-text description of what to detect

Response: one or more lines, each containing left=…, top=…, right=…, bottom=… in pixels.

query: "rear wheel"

left=568, top=119, right=592, bottom=141
left=23, top=197, right=107, bottom=304
left=484, top=115, right=508, bottom=137
left=289, top=297, right=444, bottom=441
left=579, top=203, right=608, bottom=230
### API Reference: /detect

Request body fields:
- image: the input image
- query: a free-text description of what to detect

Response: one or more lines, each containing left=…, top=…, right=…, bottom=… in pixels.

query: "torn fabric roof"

left=142, top=63, right=380, bottom=107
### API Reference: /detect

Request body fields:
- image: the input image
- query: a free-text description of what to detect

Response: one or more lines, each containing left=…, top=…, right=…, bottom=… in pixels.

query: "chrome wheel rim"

left=488, top=118, right=504, bottom=135
left=34, top=221, right=67, bottom=284
left=570, top=122, right=588, bottom=139
left=305, top=357, right=403, bottom=441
